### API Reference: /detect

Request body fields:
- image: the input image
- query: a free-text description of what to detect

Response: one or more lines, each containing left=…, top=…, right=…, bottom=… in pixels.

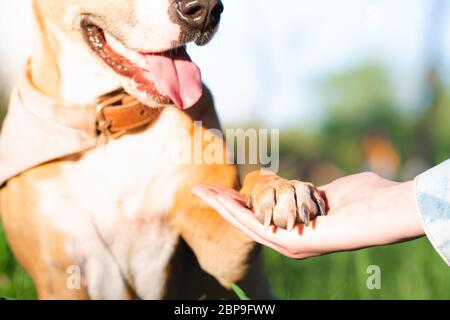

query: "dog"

left=0, top=0, right=325, bottom=299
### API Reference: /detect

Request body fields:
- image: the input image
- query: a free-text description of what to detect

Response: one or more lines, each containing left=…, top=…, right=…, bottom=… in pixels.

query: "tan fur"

left=0, top=0, right=293, bottom=300
left=0, top=101, right=267, bottom=300
left=30, top=0, right=61, bottom=99
left=1, top=163, right=90, bottom=299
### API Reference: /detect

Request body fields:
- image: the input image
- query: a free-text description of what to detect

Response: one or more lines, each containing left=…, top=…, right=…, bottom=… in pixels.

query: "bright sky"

left=1, top=0, right=449, bottom=127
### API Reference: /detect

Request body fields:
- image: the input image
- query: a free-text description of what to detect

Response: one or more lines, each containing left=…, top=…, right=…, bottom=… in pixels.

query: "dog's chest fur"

left=36, top=107, right=192, bottom=299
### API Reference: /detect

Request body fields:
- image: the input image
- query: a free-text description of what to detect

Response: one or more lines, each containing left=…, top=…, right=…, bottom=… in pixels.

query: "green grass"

left=264, top=238, right=450, bottom=300
left=0, top=222, right=448, bottom=300
left=231, top=284, right=251, bottom=300
left=0, top=224, right=36, bottom=299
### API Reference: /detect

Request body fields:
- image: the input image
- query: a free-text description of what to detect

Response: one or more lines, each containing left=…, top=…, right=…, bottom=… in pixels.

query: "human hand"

left=192, top=173, right=425, bottom=259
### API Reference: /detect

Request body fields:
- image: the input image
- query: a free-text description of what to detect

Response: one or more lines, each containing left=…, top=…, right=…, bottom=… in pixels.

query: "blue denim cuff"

left=414, top=160, right=450, bottom=266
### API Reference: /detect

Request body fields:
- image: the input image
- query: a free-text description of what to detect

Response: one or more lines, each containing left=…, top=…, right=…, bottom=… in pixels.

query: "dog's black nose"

left=176, top=0, right=224, bottom=32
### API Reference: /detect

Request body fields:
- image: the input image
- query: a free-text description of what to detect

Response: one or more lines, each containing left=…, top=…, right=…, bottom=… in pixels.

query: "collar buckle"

left=94, top=88, right=161, bottom=143
left=95, top=89, right=128, bottom=140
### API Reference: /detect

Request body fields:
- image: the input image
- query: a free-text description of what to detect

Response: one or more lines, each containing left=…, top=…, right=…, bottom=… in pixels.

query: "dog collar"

left=95, top=88, right=163, bottom=140
left=0, top=70, right=162, bottom=186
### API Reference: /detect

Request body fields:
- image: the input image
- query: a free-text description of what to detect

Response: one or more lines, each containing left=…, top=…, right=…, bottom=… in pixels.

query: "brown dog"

left=0, top=0, right=324, bottom=299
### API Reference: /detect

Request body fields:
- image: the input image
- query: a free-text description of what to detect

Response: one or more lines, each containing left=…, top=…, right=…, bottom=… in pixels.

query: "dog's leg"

left=0, top=164, right=90, bottom=300
left=1, top=162, right=139, bottom=300
left=168, top=163, right=272, bottom=299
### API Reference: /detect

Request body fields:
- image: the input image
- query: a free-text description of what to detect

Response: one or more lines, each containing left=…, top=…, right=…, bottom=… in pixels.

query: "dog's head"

left=35, top=0, right=224, bottom=109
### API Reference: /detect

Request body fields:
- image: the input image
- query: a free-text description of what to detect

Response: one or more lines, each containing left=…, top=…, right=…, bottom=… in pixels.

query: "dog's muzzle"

left=174, top=0, right=224, bottom=45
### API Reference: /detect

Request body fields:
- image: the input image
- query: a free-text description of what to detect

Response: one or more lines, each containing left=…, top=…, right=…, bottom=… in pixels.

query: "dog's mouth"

left=81, top=21, right=202, bottom=110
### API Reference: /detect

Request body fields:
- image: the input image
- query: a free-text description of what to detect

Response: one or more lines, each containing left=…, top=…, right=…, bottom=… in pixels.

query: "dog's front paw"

left=246, top=174, right=326, bottom=231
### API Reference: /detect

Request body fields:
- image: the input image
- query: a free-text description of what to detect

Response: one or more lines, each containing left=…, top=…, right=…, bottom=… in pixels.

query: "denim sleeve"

left=414, top=160, right=450, bottom=266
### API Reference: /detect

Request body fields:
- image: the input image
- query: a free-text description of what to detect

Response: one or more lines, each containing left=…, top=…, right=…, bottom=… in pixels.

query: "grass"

left=0, top=222, right=448, bottom=300
left=263, top=238, right=450, bottom=300
left=0, top=224, right=36, bottom=299
left=231, top=284, right=251, bottom=300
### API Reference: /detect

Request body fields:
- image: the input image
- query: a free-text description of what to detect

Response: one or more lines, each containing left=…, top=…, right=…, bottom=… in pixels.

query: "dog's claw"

left=246, top=196, right=253, bottom=210
left=311, top=188, right=325, bottom=216
left=301, top=204, right=310, bottom=227
left=316, top=196, right=327, bottom=216
left=263, top=205, right=273, bottom=230
left=287, top=207, right=296, bottom=232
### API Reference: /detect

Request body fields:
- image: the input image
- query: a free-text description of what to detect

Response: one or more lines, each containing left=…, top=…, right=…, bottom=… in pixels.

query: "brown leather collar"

left=95, top=89, right=163, bottom=139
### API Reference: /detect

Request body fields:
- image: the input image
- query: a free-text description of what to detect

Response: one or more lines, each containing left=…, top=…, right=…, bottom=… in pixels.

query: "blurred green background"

left=1, top=0, right=450, bottom=299
left=258, top=61, right=450, bottom=300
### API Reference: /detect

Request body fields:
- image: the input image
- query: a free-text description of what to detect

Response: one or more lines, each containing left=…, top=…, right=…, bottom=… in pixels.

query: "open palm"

left=193, top=173, right=424, bottom=259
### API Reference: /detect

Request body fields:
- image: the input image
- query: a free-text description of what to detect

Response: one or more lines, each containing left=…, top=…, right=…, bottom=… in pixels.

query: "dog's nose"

left=176, top=0, right=224, bottom=32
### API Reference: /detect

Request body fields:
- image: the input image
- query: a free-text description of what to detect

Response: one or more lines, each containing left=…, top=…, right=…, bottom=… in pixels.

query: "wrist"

left=380, top=181, right=425, bottom=243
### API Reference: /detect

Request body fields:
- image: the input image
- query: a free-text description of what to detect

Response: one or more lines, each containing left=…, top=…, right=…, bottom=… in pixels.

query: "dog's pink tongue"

left=143, top=48, right=202, bottom=109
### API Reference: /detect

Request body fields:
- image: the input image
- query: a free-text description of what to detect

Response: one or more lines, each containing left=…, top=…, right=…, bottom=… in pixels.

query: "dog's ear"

left=33, top=0, right=71, bottom=27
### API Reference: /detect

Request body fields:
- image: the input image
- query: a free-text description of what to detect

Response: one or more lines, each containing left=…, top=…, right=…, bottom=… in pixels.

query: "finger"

left=194, top=184, right=247, bottom=205
left=209, top=184, right=246, bottom=200
left=317, top=185, right=329, bottom=192
left=223, top=211, right=282, bottom=252
left=217, top=194, right=326, bottom=258
left=217, top=194, right=317, bottom=258
left=193, top=188, right=280, bottom=250
left=216, top=194, right=287, bottom=246
left=192, top=185, right=220, bottom=202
